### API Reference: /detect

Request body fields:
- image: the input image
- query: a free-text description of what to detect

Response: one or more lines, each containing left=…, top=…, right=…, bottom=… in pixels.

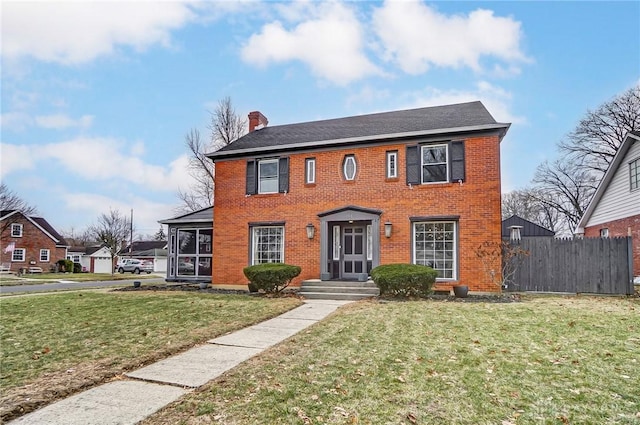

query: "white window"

left=630, top=158, right=639, bottom=191
left=413, top=221, right=457, bottom=279
left=12, top=248, right=25, bottom=262
left=252, top=226, right=284, bottom=264
left=386, top=151, right=398, bottom=178
left=306, top=158, right=316, bottom=184
left=600, top=228, right=609, bottom=238
left=11, top=224, right=23, bottom=237
left=258, top=159, right=279, bottom=194
left=343, top=155, right=357, bottom=181
left=421, top=144, right=448, bottom=183
left=40, top=249, right=50, bottom=262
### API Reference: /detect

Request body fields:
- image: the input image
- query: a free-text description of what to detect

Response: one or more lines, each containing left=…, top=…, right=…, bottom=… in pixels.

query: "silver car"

left=117, top=259, right=153, bottom=274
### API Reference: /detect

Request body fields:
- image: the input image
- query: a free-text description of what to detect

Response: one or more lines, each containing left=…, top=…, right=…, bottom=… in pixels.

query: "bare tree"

left=177, top=96, right=247, bottom=213
left=502, top=188, right=563, bottom=233
left=88, top=209, right=132, bottom=275
left=559, top=84, right=640, bottom=176
left=532, top=158, right=598, bottom=234
left=61, top=227, right=97, bottom=247
left=0, top=183, right=37, bottom=233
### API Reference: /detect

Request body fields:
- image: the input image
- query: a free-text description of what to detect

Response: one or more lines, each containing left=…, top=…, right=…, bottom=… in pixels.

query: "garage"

left=92, top=256, right=112, bottom=274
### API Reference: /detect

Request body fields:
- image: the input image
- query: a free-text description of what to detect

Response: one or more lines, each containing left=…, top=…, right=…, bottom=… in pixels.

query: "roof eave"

left=575, top=132, right=640, bottom=232
left=207, top=123, right=510, bottom=161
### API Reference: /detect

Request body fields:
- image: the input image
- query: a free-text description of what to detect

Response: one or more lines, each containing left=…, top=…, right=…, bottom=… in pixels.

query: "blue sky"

left=2, top=1, right=639, bottom=238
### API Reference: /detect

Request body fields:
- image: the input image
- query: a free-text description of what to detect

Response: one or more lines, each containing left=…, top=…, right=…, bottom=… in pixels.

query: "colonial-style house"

left=159, top=207, right=213, bottom=283
left=206, top=101, right=510, bottom=292
left=0, top=210, right=68, bottom=273
left=575, top=131, right=639, bottom=280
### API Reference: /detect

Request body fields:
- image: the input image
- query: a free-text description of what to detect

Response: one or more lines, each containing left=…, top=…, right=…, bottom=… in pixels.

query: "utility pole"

left=130, top=208, right=133, bottom=257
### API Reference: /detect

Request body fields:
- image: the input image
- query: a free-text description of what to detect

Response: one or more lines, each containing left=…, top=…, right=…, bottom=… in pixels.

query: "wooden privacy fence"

left=504, top=237, right=634, bottom=295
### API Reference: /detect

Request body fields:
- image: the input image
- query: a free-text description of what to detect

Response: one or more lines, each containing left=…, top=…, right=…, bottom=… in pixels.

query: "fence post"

left=627, top=236, right=635, bottom=295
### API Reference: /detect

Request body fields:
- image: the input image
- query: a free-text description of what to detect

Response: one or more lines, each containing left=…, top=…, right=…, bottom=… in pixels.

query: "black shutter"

left=406, top=145, right=420, bottom=185
left=246, top=160, right=256, bottom=195
left=450, top=141, right=465, bottom=182
left=278, top=157, right=289, bottom=193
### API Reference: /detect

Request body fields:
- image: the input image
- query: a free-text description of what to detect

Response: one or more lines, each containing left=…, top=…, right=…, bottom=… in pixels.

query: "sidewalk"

left=9, top=300, right=351, bottom=425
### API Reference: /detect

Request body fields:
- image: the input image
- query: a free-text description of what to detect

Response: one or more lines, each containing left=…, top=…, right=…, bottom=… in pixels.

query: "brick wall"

left=0, top=214, right=66, bottom=272
left=584, top=214, right=640, bottom=277
left=212, top=134, right=503, bottom=292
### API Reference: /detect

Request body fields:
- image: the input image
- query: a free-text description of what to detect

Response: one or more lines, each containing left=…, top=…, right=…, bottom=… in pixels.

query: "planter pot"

left=133, top=281, right=141, bottom=288
left=453, top=285, right=468, bottom=298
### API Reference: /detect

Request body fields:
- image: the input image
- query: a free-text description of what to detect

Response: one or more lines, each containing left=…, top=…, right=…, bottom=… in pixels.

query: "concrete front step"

left=300, top=292, right=377, bottom=301
left=299, top=279, right=380, bottom=300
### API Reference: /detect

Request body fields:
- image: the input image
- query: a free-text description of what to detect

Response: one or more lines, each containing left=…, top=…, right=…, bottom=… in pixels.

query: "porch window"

left=12, top=248, right=25, bottom=262
left=413, top=221, right=457, bottom=279
left=11, top=224, right=23, bottom=237
left=630, top=157, right=639, bottom=191
left=251, top=226, right=284, bottom=264
left=40, top=249, right=50, bottom=262
left=177, top=228, right=213, bottom=277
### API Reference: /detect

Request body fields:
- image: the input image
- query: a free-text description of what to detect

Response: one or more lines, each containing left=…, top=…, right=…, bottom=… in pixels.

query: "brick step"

left=299, top=279, right=380, bottom=300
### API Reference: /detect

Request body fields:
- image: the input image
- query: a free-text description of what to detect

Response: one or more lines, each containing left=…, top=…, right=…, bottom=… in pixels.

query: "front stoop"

left=300, top=279, right=379, bottom=301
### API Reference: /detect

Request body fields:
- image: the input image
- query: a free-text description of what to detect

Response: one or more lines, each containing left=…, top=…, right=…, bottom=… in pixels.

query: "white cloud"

left=1, top=137, right=196, bottom=192
left=372, top=1, right=530, bottom=74
left=402, top=81, right=526, bottom=125
left=241, top=2, right=381, bottom=85
left=2, top=1, right=197, bottom=64
left=0, top=112, right=33, bottom=131
left=35, top=114, right=94, bottom=130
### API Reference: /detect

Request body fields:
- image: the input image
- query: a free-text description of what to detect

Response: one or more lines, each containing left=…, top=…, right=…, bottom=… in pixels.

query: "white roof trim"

left=575, top=132, right=640, bottom=234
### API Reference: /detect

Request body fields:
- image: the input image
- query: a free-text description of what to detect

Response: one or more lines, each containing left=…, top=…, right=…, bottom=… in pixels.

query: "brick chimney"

left=248, top=111, right=268, bottom=132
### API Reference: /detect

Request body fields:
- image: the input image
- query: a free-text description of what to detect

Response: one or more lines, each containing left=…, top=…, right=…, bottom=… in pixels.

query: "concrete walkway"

left=9, top=300, right=351, bottom=425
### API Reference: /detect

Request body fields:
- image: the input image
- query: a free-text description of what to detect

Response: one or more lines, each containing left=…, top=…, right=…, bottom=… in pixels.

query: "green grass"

left=144, top=296, right=640, bottom=425
left=0, top=272, right=158, bottom=285
left=0, top=291, right=302, bottom=420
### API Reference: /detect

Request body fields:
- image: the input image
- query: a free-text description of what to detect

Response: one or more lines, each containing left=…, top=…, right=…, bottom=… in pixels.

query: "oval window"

left=343, top=155, right=356, bottom=180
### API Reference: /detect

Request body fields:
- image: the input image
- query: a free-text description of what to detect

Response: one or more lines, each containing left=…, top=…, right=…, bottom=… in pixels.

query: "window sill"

left=304, top=183, right=317, bottom=188
left=385, top=177, right=399, bottom=182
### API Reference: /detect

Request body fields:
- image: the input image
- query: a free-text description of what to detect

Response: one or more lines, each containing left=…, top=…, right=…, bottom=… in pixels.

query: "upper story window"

left=386, top=150, right=398, bottom=179
left=343, top=155, right=357, bottom=181
left=246, top=157, right=289, bottom=195
left=406, top=141, right=465, bottom=186
left=630, top=157, right=639, bottom=191
left=258, top=159, right=279, bottom=194
left=11, top=224, right=23, bottom=237
left=422, top=144, right=448, bottom=183
left=306, top=158, right=316, bottom=184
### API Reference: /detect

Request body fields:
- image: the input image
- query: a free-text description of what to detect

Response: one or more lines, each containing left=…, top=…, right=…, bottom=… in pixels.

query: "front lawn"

left=0, top=291, right=302, bottom=421
left=0, top=272, right=158, bottom=286
left=144, top=296, right=640, bottom=425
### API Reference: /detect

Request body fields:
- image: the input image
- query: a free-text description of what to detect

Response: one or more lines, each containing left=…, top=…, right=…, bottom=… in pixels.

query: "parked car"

left=117, top=259, right=153, bottom=274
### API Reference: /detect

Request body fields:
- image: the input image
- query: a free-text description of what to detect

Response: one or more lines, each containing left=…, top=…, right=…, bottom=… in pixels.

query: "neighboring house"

left=206, top=101, right=510, bottom=292
left=0, top=210, right=68, bottom=272
left=67, top=246, right=113, bottom=273
left=501, top=215, right=555, bottom=240
left=575, top=131, right=640, bottom=279
left=159, top=207, right=213, bottom=283
left=118, top=240, right=168, bottom=273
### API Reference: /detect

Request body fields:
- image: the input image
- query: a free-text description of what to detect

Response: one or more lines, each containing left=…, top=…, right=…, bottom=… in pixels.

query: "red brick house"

left=0, top=210, right=68, bottom=273
left=576, top=131, right=639, bottom=281
left=207, top=101, right=510, bottom=292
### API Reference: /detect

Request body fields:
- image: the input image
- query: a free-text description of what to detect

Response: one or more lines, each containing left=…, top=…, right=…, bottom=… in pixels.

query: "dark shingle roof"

left=209, top=101, right=509, bottom=160
left=122, top=241, right=167, bottom=252
left=158, top=206, right=213, bottom=224
left=502, top=215, right=555, bottom=237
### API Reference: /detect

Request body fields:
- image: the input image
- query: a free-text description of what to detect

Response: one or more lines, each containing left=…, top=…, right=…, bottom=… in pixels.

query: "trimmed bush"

left=371, top=263, right=438, bottom=297
left=73, top=263, right=82, bottom=273
left=243, top=263, right=301, bottom=294
left=57, top=259, right=74, bottom=273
